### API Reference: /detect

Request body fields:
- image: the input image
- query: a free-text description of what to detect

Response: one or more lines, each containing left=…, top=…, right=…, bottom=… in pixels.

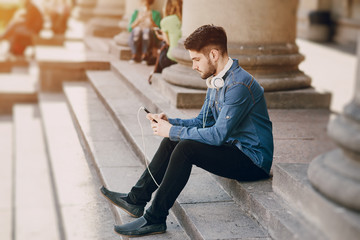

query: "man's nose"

left=192, top=62, right=197, bottom=70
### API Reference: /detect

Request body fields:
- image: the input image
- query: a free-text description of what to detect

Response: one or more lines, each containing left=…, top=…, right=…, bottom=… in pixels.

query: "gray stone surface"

left=214, top=176, right=326, bottom=240
left=36, top=43, right=112, bottom=92
left=86, top=18, right=123, bottom=38
left=177, top=169, right=232, bottom=204
left=274, top=162, right=360, bottom=240
left=39, top=94, right=120, bottom=239
left=0, top=116, right=12, bottom=240
left=264, top=87, right=331, bottom=109
left=0, top=74, right=38, bottom=114
left=109, top=40, right=132, bottom=60
left=182, top=202, right=270, bottom=240
left=13, top=104, right=60, bottom=240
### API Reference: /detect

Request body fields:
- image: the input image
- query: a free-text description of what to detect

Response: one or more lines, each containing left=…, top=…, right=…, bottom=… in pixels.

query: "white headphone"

left=206, top=76, right=225, bottom=89
left=206, top=57, right=233, bottom=89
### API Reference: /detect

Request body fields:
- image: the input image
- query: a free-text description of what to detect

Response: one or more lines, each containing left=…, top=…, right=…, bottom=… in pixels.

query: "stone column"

left=297, top=0, right=332, bottom=42
left=158, top=0, right=330, bottom=108
left=85, top=0, right=125, bottom=37
left=72, top=0, right=97, bottom=20
left=332, top=0, right=360, bottom=45
left=93, top=0, right=125, bottom=18
left=308, top=36, right=360, bottom=211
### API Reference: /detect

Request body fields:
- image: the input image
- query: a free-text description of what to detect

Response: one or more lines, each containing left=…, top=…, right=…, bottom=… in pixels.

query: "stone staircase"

left=2, top=35, right=360, bottom=240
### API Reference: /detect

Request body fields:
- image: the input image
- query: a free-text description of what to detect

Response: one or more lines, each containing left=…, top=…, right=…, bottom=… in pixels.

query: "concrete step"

left=109, top=41, right=132, bottom=60
left=35, top=42, right=113, bottom=92
left=273, top=162, right=360, bottom=240
left=38, top=93, right=119, bottom=239
left=214, top=176, right=326, bottom=240
left=0, top=115, right=13, bottom=240
left=33, top=30, right=65, bottom=46
left=63, top=81, right=190, bottom=239
left=84, top=36, right=112, bottom=53
left=0, top=57, right=12, bottom=72
left=110, top=61, right=185, bottom=118
left=86, top=17, right=123, bottom=38
left=13, top=104, right=60, bottom=240
left=85, top=71, right=270, bottom=239
left=0, top=73, right=38, bottom=114
left=0, top=56, right=30, bottom=73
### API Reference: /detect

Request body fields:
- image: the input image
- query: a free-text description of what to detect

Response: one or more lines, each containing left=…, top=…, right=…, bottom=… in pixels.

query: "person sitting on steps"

left=128, top=0, right=161, bottom=64
left=148, top=0, right=182, bottom=84
left=0, top=0, right=43, bottom=56
left=101, top=24, right=274, bottom=238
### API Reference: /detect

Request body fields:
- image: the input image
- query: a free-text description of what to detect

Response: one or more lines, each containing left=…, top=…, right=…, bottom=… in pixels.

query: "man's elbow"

left=213, top=136, right=226, bottom=146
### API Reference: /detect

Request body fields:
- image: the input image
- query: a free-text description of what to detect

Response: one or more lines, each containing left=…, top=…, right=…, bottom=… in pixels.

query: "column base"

left=308, top=148, right=360, bottom=211
left=169, top=41, right=312, bottom=91
left=152, top=73, right=331, bottom=109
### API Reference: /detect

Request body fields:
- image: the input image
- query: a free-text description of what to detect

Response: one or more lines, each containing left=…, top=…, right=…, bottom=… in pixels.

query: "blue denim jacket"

left=168, top=59, right=273, bottom=174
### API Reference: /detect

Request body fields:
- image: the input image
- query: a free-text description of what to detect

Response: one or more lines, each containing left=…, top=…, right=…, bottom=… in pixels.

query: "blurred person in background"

left=128, top=0, right=161, bottom=64
left=148, top=0, right=182, bottom=84
left=0, top=0, right=43, bottom=56
left=43, top=0, right=72, bottom=34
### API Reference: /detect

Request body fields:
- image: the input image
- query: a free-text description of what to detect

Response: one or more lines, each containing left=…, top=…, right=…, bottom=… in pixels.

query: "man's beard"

left=200, top=58, right=216, bottom=79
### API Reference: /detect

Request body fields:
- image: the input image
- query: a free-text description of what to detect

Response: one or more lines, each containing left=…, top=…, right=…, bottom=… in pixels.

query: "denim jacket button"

left=226, top=115, right=230, bottom=119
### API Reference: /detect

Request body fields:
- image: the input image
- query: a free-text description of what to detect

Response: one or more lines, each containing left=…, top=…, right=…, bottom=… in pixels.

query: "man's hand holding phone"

left=143, top=108, right=171, bottom=137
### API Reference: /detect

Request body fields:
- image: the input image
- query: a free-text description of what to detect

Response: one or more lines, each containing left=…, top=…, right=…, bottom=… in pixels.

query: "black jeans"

left=128, top=138, right=268, bottom=223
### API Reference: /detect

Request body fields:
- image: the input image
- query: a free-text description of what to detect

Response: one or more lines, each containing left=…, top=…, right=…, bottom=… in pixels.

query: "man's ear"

left=209, top=49, right=220, bottom=62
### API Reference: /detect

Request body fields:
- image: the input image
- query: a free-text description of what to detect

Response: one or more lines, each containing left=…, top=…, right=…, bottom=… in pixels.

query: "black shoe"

left=100, top=186, right=144, bottom=218
left=114, top=216, right=166, bottom=237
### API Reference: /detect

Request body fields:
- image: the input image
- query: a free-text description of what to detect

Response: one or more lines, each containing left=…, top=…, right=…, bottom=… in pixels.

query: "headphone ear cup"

left=213, top=77, right=224, bottom=88
left=206, top=77, right=214, bottom=88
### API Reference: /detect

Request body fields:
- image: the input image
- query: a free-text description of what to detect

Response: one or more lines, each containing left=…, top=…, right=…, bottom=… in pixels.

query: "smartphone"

left=143, top=107, right=158, bottom=123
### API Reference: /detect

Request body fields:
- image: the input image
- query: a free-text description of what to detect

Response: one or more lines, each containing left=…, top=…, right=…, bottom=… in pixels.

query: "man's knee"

left=173, top=140, right=197, bottom=158
left=159, top=138, right=178, bottom=151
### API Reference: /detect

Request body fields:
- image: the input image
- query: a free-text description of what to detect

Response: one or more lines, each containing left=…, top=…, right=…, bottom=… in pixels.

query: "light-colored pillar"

left=297, top=0, right=332, bottom=42
left=308, top=36, right=360, bottom=211
left=163, top=0, right=310, bottom=92
left=332, top=0, right=360, bottom=45
left=93, top=0, right=125, bottom=18
left=72, top=0, right=97, bottom=20
left=84, top=0, right=125, bottom=37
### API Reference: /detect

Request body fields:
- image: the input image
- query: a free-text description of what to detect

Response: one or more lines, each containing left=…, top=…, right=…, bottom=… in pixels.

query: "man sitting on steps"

left=101, top=24, right=274, bottom=238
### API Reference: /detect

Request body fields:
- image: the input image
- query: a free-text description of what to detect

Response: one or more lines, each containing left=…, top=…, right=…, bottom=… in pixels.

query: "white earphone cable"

left=137, top=107, right=160, bottom=188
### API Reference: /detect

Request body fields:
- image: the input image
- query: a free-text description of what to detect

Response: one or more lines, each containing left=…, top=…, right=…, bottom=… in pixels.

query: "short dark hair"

left=184, top=24, right=228, bottom=55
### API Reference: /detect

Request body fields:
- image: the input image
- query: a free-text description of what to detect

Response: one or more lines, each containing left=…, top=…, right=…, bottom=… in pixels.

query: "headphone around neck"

left=206, top=76, right=224, bottom=89
left=206, top=58, right=233, bottom=89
